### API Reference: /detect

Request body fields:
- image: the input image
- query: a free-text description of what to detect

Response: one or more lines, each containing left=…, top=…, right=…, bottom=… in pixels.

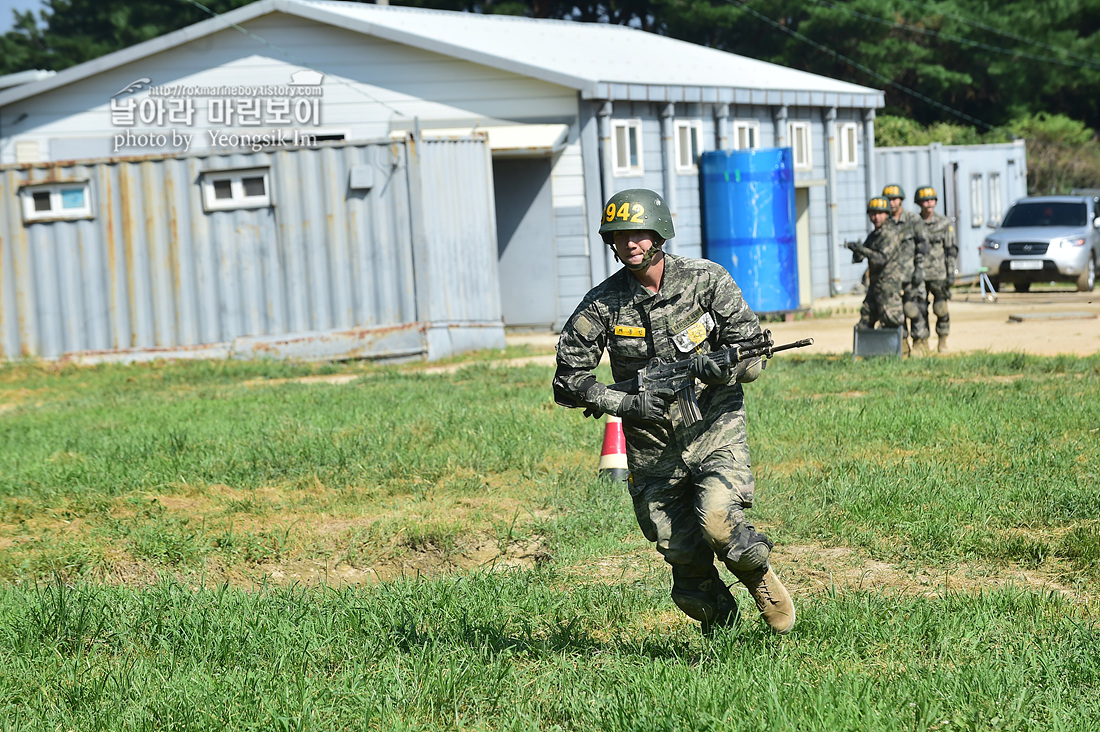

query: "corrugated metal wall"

left=876, top=140, right=1029, bottom=277
left=0, top=136, right=504, bottom=362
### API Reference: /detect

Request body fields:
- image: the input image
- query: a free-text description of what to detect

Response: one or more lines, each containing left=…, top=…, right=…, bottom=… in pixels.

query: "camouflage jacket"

left=850, top=225, right=906, bottom=287
left=553, top=254, right=762, bottom=477
left=885, top=209, right=929, bottom=282
left=920, top=212, right=958, bottom=281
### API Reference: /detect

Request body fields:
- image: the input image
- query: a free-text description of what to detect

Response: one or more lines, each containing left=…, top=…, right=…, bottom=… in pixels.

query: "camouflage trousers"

left=904, top=281, right=930, bottom=340
left=628, top=446, right=771, bottom=588
left=858, top=282, right=905, bottom=334
left=919, top=279, right=952, bottom=337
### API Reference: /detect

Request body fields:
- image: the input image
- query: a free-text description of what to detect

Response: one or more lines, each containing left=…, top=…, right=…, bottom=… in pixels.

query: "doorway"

left=492, top=157, right=557, bottom=328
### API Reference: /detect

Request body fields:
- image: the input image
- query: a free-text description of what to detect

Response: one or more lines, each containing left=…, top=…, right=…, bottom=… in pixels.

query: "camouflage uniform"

left=919, top=212, right=958, bottom=338
left=554, top=253, right=776, bottom=628
left=851, top=223, right=906, bottom=329
left=885, top=210, right=930, bottom=339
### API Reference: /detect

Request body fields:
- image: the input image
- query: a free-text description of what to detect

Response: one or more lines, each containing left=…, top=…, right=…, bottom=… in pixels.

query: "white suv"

left=980, top=195, right=1099, bottom=292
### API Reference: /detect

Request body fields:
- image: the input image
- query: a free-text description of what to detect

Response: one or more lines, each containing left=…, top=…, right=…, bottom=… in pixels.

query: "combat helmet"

left=867, top=197, right=890, bottom=213
left=882, top=183, right=905, bottom=200
left=914, top=186, right=938, bottom=203
left=600, top=188, right=675, bottom=271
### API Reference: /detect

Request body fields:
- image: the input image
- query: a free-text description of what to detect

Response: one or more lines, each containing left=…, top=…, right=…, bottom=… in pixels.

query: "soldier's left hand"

left=912, top=269, right=925, bottom=286
left=689, top=354, right=728, bottom=385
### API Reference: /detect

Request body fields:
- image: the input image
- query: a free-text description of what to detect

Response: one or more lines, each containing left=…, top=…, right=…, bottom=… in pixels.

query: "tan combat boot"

left=937, top=336, right=949, bottom=353
left=733, top=566, right=796, bottom=634
left=913, top=338, right=931, bottom=357
left=901, top=338, right=911, bottom=358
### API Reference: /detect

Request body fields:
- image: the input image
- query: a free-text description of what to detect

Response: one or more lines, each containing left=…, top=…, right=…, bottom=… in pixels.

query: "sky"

left=0, top=0, right=44, bottom=33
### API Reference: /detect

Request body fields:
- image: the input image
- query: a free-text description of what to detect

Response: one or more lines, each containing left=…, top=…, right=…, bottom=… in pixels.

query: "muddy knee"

left=721, top=523, right=774, bottom=572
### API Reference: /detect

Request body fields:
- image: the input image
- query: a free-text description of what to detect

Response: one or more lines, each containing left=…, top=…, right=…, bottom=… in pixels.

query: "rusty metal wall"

left=0, top=136, right=505, bottom=362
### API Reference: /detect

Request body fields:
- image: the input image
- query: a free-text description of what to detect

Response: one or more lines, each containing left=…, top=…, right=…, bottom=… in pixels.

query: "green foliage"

left=1006, top=113, right=1100, bottom=194
left=0, top=0, right=255, bottom=75
left=875, top=112, right=1100, bottom=195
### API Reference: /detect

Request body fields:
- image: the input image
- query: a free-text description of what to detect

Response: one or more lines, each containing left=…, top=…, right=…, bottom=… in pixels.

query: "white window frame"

left=20, top=181, right=93, bottom=222
left=970, top=173, right=984, bottom=228
left=611, top=119, right=644, bottom=177
left=674, top=119, right=703, bottom=174
left=201, top=167, right=272, bottom=212
left=788, top=121, right=812, bottom=170
left=837, top=122, right=859, bottom=170
left=988, top=172, right=1002, bottom=227
left=732, top=120, right=760, bottom=150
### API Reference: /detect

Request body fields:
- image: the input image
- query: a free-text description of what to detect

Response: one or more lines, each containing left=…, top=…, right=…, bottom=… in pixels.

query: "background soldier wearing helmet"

left=553, top=188, right=796, bottom=635
left=846, top=198, right=908, bottom=349
left=882, top=184, right=932, bottom=356
left=914, top=186, right=958, bottom=353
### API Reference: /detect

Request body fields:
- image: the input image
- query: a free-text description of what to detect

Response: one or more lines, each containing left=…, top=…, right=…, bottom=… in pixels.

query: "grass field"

left=1, top=350, right=1098, bottom=730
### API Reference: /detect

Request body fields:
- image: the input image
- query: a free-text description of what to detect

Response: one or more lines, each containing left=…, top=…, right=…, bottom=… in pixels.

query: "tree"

left=0, top=0, right=255, bottom=75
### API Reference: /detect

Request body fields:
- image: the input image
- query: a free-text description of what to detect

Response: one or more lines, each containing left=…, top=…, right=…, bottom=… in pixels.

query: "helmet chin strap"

left=616, top=240, right=665, bottom=272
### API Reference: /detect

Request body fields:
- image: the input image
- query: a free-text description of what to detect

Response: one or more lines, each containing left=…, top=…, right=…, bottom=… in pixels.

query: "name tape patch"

left=613, top=325, right=646, bottom=338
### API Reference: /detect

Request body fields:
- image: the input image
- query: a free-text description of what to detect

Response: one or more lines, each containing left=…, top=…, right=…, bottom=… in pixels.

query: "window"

left=970, top=174, right=984, bottom=228
left=788, top=121, right=812, bottom=170
left=674, top=120, right=703, bottom=173
left=201, top=168, right=271, bottom=211
left=837, top=122, right=859, bottom=169
left=732, top=120, right=759, bottom=150
left=611, top=119, right=644, bottom=177
left=988, top=173, right=1002, bottom=226
left=20, top=182, right=93, bottom=222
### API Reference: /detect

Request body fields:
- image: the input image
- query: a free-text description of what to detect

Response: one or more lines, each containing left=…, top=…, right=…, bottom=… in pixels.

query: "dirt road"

left=508, top=286, right=1099, bottom=358
left=765, top=287, right=1100, bottom=357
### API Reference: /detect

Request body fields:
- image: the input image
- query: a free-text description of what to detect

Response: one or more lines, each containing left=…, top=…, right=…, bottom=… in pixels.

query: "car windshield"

left=1001, top=202, right=1087, bottom=228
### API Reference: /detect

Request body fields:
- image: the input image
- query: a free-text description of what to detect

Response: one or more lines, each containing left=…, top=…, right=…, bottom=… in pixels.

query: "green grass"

left=1, top=352, right=1099, bottom=729
left=1, top=574, right=1097, bottom=731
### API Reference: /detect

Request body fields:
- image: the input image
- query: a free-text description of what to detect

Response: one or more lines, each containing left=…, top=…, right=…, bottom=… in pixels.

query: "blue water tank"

left=701, top=147, right=799, bottom=313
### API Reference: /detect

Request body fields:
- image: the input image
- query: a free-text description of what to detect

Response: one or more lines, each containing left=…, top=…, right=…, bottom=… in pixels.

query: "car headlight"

left=1054, top=237, right=1086, bottom=248
left=982, top=238, right=1000, bottom=250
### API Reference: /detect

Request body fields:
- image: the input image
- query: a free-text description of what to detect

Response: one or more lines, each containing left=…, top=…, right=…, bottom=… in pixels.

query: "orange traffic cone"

left=598, top=415, right=628, bottom=482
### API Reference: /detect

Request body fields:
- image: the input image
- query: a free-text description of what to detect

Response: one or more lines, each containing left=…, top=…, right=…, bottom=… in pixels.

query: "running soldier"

left=553, top=188, right=796, bottom=635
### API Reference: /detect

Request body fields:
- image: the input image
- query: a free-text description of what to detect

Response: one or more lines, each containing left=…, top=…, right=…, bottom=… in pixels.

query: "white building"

left=0, top=0, right=887, bottom=329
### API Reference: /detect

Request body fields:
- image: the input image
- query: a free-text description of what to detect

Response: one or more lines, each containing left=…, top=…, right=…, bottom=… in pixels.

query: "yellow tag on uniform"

left=672, top=312, right=715, bottom=352
left=614, top=325, right=646, bottom=337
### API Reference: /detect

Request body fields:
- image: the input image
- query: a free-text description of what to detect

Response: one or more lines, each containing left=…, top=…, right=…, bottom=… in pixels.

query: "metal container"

left=0, top=135, right=504, bottom=362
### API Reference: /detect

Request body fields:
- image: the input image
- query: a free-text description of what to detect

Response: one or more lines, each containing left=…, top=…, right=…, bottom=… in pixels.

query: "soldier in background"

left=846, top=197, right=909, bottom=355
left=553, top=188, right=796, bottom=636
left=914, top=186, right=958, bottom=353
left=882, top=184, right=931, bottom=356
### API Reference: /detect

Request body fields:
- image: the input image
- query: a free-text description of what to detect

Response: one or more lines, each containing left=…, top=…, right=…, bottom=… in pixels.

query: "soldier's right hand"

left=618, top=388, right=675, bottom=422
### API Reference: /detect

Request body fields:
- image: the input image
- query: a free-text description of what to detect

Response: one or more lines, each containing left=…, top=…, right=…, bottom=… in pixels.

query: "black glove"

left=618, top=388, right=675, bottom=422
left=945, top=270, right=956, bottom=287
left=689, top=353, right=728, bottom=385
left=582, top=406, right=604, bottom=419
left=912, top=268, right=925, bottom=286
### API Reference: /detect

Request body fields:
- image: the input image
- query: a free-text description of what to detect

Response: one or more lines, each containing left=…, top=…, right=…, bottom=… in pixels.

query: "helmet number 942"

left=605, top=202, right=645, bottom=223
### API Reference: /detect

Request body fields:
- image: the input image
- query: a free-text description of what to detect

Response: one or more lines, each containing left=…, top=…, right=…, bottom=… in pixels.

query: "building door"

left=795, top=187, right=812, bottom=307
left=493, top=157, right=556, bottom=328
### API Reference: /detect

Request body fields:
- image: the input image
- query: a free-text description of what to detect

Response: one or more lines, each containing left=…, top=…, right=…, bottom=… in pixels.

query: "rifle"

left=607, top=329, right=813, bottom=427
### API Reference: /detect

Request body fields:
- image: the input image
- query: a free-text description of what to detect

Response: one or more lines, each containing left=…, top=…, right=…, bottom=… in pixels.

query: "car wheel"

left=1077, top=253, right=1095, bottom=292
left=1013, top=281, right=1031, bottom=293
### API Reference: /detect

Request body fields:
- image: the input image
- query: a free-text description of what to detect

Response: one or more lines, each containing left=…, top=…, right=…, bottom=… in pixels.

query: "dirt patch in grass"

left=778, top=543, right=1089, bottom=604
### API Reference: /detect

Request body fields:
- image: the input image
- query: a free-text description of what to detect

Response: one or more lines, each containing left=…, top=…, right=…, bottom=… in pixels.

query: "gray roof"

left=0, top=69, right=55, bottom=92
left=0, top=0, right=883, bottom=108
